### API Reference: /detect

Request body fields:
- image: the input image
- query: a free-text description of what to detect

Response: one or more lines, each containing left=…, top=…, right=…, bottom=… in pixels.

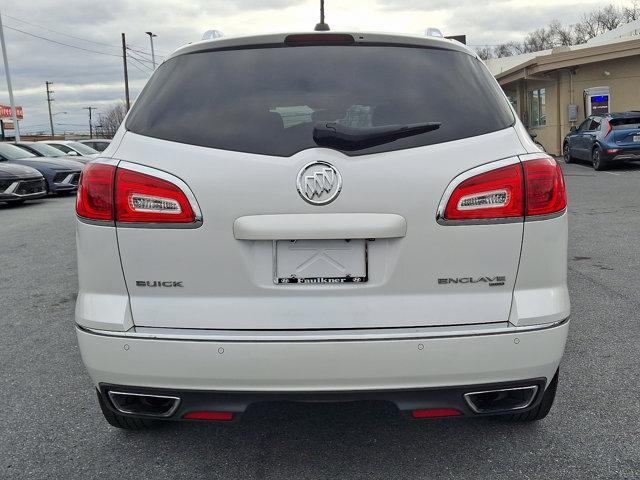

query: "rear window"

left=126, top=45, right=514, bottom=157
left=611, top=117, right=640, bottom=130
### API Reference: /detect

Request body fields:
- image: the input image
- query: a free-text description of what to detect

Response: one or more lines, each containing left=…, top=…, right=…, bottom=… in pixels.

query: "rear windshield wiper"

left=313, top=121, right=441, bottom=151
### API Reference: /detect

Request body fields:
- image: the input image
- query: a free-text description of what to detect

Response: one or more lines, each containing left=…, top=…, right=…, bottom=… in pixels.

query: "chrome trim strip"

left=438, top=216, right=524, bottom=227
left=436, top=156, right=522, bottom=226
left=524, top=209, right=566, bottom=222
left=114, top=220, right=203, bottom=229
left=4, top=181, right=19, bottom=194
left=76, top=317, right=569, bottom=343
left=518, top=152, right=554, bottom=162
left=107, top=391, right=181, bottom=418
left=76, top=216, right=114, bottom=227
left=464, top=385, right=539, bottom=413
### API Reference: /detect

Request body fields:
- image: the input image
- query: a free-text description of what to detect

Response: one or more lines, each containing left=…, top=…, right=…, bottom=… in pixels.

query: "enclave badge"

left=438, top=276, right=506, bottom=287
left=296, top=161, right=342, bottom=205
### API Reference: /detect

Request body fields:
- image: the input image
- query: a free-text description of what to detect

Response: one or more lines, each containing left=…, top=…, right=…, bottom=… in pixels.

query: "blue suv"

left=563, top=112, right=640, bottom=170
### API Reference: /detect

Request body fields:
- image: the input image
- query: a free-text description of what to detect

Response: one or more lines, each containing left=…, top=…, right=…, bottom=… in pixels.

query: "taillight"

left=76, top=163, right=116, bottom=221
left=440, top=156, right=566, bottom=222
left=522, top=158, right=567, bottom=216
left=115, top=168, right=195, bottom=223
left=443, top=163, right=524, bottom=220
left=76, top=162, right=197, bottom=224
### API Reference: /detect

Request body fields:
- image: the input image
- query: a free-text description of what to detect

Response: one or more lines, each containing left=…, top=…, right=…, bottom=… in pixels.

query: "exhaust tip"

left=108, top=391, right=181, bottom=418
left=464, top=385, right=538, bottom=414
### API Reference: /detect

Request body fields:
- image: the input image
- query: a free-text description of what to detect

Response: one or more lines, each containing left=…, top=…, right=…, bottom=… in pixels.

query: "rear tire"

left=502, top=370, right=558, bottom=422
left=563, top=142, right=572, bottom=164
left=592, top=147, right=606, bottom=171
left=97, top=390, right=160, bottom=430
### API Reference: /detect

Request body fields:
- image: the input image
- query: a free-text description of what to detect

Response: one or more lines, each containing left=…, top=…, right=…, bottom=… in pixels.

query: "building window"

left=529, top=88, right=546, bottom=127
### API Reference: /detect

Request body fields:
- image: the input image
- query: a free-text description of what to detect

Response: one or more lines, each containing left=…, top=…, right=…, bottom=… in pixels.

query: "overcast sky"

left=0, top=0, right=631, bottom=135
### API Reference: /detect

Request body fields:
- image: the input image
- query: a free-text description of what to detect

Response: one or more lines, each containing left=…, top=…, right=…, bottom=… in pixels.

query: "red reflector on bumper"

left=183, top=411, right=234, bottom=421
left=411, top=408, right=462, bottom=419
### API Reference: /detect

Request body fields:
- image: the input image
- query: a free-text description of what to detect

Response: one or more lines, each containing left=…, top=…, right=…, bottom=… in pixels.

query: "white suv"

left=75, top=32, right=569, bottom=429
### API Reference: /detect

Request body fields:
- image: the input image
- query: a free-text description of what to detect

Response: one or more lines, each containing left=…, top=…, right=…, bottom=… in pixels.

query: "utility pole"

left=83, top=106, right=97, bottom=138
left=0, top=10, right=20, bottom=141
left=121, top=33, right=131, bottom=110
left=46, top=81, right=55, bottom=138
left=145, top=31, right=157, bottom=69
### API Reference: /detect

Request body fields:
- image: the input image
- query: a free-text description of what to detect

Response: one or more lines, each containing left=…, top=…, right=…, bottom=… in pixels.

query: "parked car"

left=39, top=140, right=99, bottom=159
left=15, top=141, right=68, bottom=158
left=0, top=162, right=47, bottom=203
left=15, top=141, right=91, bottom=164
left=78, top=139, right=111, bottom=152
left=563, top=112, right=640, bottom=170
left=0, top=143, right=83, bottom=194
left=75, top=32, right=569, bottom=430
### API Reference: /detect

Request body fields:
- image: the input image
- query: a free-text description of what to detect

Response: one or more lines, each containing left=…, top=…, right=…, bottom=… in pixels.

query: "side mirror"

left=570, top=126, right=577, bottom=132
left=67, top=150, right=79, bottom=156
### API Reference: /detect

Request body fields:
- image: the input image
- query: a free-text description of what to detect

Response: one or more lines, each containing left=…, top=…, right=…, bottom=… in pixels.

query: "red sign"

left=2, top=122, right=14, bottom=130
left=0, top=105, right=24, bottom=119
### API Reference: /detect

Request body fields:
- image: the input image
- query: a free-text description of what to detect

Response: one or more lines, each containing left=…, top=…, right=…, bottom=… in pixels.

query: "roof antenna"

left=314, top=0, right=330, bottom=31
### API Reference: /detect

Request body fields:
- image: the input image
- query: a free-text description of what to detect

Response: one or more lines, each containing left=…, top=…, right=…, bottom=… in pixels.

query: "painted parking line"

left=604, top=171, right=620, bottom=176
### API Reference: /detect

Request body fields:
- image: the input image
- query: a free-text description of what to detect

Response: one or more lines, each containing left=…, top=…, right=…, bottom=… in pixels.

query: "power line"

left=3, top=24, right=122, bottom=57
left=2, top=13, right=121, bottom=50
left=127, top=52, right=153, bottom=71
left=127, top=45, right=164, bottom=60
left=5, top=13, right=169, bottom=57
left=127, top=57, right=151, bottom=74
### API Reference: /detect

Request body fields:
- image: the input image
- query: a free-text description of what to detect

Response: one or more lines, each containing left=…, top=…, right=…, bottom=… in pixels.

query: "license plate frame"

left=273, top=239, right=368, bottom=285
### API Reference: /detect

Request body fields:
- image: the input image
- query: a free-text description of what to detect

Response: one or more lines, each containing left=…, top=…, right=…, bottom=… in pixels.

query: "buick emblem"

left=296, top=161, right=342, bottom=205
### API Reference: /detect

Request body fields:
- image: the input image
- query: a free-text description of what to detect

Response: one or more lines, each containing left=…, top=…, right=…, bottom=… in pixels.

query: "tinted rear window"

left=126, top=45, right=514, bottom=157
left=611, top=117, right=640, bottom=130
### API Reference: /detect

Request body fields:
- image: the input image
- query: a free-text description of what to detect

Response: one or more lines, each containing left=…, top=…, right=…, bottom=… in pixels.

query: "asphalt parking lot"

left=1, top=159, right=639, bottom=480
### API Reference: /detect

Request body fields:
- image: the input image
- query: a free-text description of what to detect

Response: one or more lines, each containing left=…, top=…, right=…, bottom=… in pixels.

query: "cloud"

left=0, top=0, right=631, bottom=134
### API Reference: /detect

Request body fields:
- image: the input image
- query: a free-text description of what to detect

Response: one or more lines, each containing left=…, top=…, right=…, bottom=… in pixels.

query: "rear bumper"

left=77, top=318, right=569, bottom=393
left=98, top=376, right=549, bottom=419
left=606, top=145, right=640, bottom=161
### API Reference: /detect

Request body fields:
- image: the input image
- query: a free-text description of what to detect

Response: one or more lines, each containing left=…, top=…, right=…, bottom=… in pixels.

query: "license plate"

left=633, top=135, right=640, bottom=142
left=274, top=239, right=367, bottom=284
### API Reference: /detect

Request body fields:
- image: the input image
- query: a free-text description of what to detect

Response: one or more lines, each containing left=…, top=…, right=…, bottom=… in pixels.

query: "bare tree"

left=523, top=27, right=556, bottom=52
left=548, top=20, right=574, bottom=46
left=94, top=101, right=127, bottom=138
left=475, top=46, right=494, bottom=60
left=494, top=41, right=523, bottom=58
left=622, top=0, right=640, bottom=22
left=483, top=3, right=635, bottom=57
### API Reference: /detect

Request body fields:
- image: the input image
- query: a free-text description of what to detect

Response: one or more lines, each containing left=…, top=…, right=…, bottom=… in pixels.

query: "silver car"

left=75, top=32, right=569, bottom=429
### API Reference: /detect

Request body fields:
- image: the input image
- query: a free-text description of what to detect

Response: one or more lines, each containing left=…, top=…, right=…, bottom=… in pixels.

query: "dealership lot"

left=1, top=161, right=639, bottom=480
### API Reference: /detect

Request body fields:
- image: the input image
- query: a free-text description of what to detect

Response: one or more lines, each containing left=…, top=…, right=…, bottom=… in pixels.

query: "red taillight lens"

left=411, top=408, right=462, bottom=419
left=76, top=163, right=116, bottom=221
left=443, top=163, right=524, bottom=220
left=77, top=163, right=196, bottom=224
left=442, top=156, right=566, bottom=222
left=523, top=158, right=567, bottom=216
left=183, top=411, right=235, bottom=421
left=115, top=168, right=195, bottom=223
